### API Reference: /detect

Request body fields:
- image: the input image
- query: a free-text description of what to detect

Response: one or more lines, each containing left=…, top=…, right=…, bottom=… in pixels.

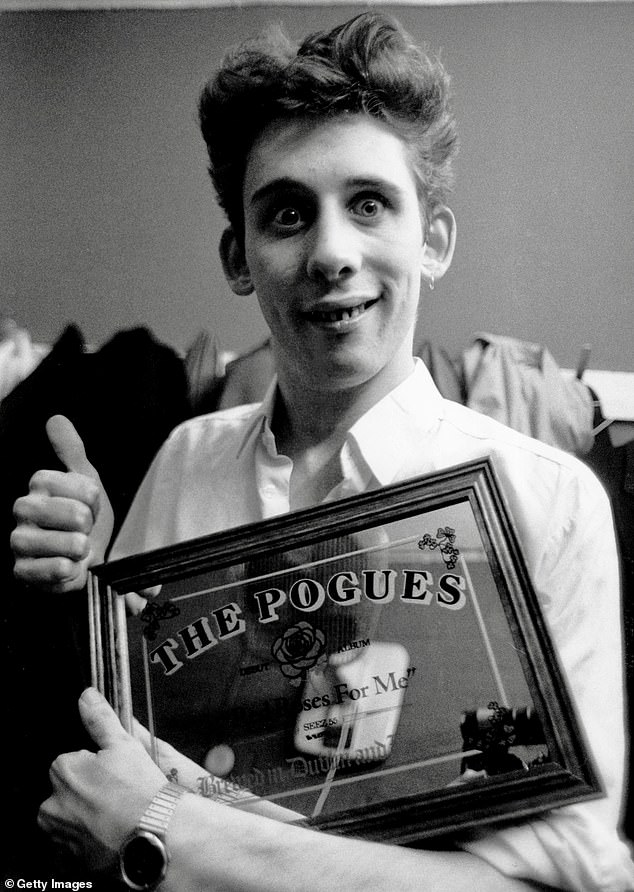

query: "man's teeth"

left=311, top=301, right=371, bottom=323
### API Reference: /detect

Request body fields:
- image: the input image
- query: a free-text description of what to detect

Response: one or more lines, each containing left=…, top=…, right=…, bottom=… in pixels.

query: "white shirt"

left=112, top=360, right=634, bottom=891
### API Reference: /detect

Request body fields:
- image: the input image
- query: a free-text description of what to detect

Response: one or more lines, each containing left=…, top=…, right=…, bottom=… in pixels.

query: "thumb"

left=78, top=687, right=130, bottom=750
left=46, top=414, right=99, bottom=479
left=46, top=415, right=115, bottom=564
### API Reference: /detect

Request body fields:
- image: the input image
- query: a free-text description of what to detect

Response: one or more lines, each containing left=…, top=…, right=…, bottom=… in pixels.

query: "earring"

left=429, top=274, right=435, bottom=291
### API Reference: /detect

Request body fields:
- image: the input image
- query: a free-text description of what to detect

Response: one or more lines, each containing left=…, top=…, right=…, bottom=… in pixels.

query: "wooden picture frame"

left=89, top=458, right=601, bottom=843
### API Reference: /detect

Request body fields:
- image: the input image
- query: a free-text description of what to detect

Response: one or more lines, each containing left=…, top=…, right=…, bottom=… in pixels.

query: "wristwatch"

left=119, top=781, right=187, bottom=891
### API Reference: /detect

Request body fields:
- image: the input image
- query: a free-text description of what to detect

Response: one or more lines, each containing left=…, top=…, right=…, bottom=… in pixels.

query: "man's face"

left=241, top=113, right=428, bottom=396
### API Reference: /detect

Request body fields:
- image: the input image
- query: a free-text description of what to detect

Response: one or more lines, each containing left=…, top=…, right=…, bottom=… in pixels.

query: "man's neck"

left=272, top=357, right=416, bottom=459
left=270, top=395, right=353, bottom=511
left=271, top=360, right=415, bottom=511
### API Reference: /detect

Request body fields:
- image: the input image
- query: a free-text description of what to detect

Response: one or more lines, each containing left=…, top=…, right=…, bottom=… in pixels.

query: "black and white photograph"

left=2, top=1, right=633, bottom=889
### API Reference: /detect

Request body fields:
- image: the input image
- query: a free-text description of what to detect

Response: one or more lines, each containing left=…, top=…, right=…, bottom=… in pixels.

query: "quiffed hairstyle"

left=199, top=12, right=458, bottom=239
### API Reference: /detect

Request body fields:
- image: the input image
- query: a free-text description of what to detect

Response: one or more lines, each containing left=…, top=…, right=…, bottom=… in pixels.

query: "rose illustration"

left=272, top=621, right=326, bottom=685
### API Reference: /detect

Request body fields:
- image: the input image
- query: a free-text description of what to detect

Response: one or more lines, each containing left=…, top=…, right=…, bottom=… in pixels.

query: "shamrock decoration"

left=139, top=600, right=181, bottom=641
left=418, top=526, right=460, bottom=570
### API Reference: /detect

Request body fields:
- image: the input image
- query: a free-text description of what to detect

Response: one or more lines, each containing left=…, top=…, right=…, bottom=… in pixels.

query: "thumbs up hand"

left=11, top=415, right=115, bottom=593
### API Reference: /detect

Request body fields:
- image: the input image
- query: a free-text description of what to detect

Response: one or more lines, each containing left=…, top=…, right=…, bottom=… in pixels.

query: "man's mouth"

left=304, top=298, right=379, bottom=325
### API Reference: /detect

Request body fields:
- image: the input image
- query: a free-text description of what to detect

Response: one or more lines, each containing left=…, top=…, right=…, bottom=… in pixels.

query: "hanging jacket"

left=463, top=332, right=594, bottom=455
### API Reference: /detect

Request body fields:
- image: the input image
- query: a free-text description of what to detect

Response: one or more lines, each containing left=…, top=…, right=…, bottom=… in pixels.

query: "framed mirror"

left=89, top=458, right=601, bottom=843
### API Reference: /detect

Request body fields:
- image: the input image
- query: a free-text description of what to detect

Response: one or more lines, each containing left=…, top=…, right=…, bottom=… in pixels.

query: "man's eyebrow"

left=248, top=175, right=404, bottom=207
left=346, top=176, right=403, bottom=195
left=248, top=178, right=306, bottom=207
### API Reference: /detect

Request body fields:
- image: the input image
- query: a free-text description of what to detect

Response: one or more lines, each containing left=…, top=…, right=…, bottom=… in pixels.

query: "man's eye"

left=273, top=206, right=303, bottom=228
left=351, top=196, right=385, bottom=219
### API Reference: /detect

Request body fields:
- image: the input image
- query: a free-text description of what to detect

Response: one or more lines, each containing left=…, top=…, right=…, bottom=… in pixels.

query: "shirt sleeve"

left=457, top=462, right=634, bottom=890
left=109, top=424, right=189, bottom=560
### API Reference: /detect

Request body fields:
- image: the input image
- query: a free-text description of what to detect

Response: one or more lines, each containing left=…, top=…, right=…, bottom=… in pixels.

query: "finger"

left=124, top=585, right=163, bottom=617
left=46, top=415, right=99, bottom=480
left=13, top=555, right=89, bottom=593
left=78, top=687, right=130, bottom=749
left=47, top=749, right=93, bottom=788
left=38, top=798, right=83, bottom=856
left=11, top=526, right=90, bottom=561
left=37, top=795, right=56, bottom=832
left=14, top=491, right=96, bottom=533
left=139, top=584, right=163, bottom=599
left=45, top=417, right=115, bottom=566
left=27, top=470, right=101, bottom=512
left=131, top=717, right=152, bottom=749
left=38, top=793, right=64, bottom=833
left=125, top=592, right=148, bottom=615
left=132, top=717, right=178, bottom=764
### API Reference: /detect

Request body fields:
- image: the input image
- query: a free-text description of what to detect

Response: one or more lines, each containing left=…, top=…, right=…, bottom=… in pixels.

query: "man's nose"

left=305, top=210, right=361, bottom=284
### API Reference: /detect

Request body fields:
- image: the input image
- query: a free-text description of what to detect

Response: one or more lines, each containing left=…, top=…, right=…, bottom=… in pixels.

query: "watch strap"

left=138, top=781, right=187, bottom=840
left=119, top=782, right=187, bottom=891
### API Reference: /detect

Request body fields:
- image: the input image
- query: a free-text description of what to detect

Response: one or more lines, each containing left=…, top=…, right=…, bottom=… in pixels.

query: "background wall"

left=1, top=3, right=633, bottom=370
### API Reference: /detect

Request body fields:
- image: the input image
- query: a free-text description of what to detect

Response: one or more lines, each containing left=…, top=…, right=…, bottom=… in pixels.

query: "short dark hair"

left=199, top=12, right=458, bottom=239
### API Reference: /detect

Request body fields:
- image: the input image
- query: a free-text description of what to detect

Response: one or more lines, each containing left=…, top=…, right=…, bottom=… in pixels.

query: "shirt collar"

left=235, top=376, right=278, bottom=459
left=236, top=359, right=445, bottom=485
left=345, top=359, right=445, bottom=487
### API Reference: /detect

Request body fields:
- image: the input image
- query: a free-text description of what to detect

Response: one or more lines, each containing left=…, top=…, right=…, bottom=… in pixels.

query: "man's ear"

left=219, top=227, right=254, bottom=296
left=421, top=206, right=456, bottom=286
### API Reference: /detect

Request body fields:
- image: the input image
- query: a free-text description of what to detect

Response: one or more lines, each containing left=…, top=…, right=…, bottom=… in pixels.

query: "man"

left=12, top=12, right=634, bottom=890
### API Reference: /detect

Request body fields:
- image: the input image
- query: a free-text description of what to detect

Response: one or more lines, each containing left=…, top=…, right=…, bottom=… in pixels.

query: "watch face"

left=120, top=831, right=168, bottom=891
